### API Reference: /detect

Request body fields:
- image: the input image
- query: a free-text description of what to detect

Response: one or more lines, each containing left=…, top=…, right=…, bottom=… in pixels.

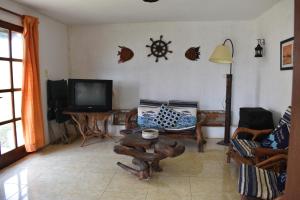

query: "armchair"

left=227, top=107, right=291, bottom=165
left=239, top=154, right=288, bottom=200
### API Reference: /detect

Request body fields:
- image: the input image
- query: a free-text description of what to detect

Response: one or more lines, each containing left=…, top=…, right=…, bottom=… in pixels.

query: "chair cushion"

left=155, top=105, right=181, bottom=129
left=168, top=100, right=198, bottom=131
left=231, top=139, right=260, bottom=158
left=277, top=106, right=292, bottom=129
left=261, top=123, right=290, bottom=149
left=277, top=172, right=287, bottom=192
left=137, top=99, right=167, bottom=128
left=239, top=164, right=280, bottom=200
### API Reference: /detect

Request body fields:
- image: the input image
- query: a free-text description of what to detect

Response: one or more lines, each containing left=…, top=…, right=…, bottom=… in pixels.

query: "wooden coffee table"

left=114, top=133, right=185, bottom=179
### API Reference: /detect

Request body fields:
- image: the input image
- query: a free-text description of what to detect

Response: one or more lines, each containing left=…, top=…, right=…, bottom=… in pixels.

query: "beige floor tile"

left=86, top=159, right=126, bottom=173
left=191, top=192, right=241, bottom=200
left=34, top=168, right=83, bottom=185
left=156, top=153, right=203, bottom=177
left=146, top=191, right=191, bottom=200
left=60, top=189, right=104, bottom=200
left=147, top=176, right=191, bottom=196
left=61, top=192, right=103, bottom=200
left=0, top=138, right=241, bottom=200
left=190, top=177, right=237, bottom=195
left=62, top=171, right=114, bottom=194
left=99, top=191, right=146, bottom=200
left=26, top=181, right=65, bottom=195
left=106, top=173, right=149, bottom=193
left=0, top=183, right=27, bottom=200
left=7, top=185, right=63, bottom=200
left=0, top=168, right=38, bottom=187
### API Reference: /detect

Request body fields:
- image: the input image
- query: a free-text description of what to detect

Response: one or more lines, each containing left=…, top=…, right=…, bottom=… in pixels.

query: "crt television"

left=68, top=79, right=113, bottom=112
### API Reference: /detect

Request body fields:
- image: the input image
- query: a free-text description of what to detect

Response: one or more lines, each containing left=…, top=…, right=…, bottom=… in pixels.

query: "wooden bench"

left=123, top=108, right=207, bottom=152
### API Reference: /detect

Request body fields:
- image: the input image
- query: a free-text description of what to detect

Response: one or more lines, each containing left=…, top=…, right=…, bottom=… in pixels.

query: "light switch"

left=44, top=69, right=49, bottom=79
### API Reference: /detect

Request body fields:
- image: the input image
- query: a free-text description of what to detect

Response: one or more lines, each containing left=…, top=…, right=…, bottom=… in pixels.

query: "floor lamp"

left=209, top=39, right=234, bottom=145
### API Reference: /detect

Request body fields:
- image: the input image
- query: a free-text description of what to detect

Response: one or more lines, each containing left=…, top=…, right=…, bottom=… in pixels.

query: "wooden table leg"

left=114, top=145, right=156, bottom=179
left=151, top=160, right=163, bottom=172
left=117, top=161, right=151, bottom=180
left=104, top=119, right=108, bottom=135
left=80, top=136, right=87, bottom=147
left=69, top=114, right=89, bottom=147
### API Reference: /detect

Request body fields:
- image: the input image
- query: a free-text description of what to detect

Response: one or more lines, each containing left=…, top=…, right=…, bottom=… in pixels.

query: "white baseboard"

left=202, top=126, right=238, bottom=139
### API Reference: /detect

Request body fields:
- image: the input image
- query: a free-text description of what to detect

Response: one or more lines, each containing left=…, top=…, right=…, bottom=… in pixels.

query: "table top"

left=119, top=133, right=176, bottom=150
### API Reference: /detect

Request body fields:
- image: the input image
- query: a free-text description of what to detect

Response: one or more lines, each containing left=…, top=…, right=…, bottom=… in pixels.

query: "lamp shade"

left=209, top=45, right=233, bottom=64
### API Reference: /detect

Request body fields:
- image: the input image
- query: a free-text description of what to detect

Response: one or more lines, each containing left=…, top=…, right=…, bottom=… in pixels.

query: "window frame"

left=0, top=20, right=27, bottom=169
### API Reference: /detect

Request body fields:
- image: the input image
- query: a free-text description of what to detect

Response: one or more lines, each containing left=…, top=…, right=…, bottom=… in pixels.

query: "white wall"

left=0, top=0, right=69, bottom=144
left=255, top=0, right=294, bottom=123
left=69, top=0, right=294, bottom=138
left=69, top=21, right=258, bottom=137
left=0, top=0, right=293, bottom=140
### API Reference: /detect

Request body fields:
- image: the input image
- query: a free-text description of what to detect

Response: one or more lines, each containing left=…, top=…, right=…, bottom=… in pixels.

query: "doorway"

left=0, top=20, right=26, bottom=169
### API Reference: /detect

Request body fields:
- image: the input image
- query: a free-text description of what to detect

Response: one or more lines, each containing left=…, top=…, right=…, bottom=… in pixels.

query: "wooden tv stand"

left=64, top=111, right=114, bottom=147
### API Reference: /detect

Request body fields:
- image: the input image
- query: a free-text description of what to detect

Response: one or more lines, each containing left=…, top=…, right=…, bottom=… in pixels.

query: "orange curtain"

left=21, top=15, right=45, bottom=152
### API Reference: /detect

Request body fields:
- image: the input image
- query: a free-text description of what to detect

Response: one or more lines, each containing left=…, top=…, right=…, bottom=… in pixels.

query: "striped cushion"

left=231, top=139, right=260, bottom=158
left=277, top=106, right=291, bottom=129
left=239, top=164, right=280, bottom=200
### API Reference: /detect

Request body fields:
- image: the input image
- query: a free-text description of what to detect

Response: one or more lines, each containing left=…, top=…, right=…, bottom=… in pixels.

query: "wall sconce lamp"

left=255, top=39, right=265, bottom=58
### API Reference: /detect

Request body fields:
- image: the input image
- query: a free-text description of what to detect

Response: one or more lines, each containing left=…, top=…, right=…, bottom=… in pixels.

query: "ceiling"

left=13, top=0, right=281, bottom=25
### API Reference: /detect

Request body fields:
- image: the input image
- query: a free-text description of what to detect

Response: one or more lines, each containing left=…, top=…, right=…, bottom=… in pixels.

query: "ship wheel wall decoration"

left=146, top=35, right=173, bottom=62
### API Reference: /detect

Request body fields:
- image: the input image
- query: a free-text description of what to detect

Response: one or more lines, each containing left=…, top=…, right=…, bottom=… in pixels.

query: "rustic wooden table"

left=64, top=111, right=114, bottom=147
left=114, top=133, right=185, bottom=179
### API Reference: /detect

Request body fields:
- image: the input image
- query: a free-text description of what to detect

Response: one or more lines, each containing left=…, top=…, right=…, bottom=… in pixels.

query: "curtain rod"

left=0, top=6, right=23, bottom=18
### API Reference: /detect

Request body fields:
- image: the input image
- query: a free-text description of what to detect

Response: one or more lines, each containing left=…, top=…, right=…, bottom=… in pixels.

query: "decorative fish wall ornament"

left=118, top=46, right=134, bottom=63
left=185, top=46, right=200, bottom=61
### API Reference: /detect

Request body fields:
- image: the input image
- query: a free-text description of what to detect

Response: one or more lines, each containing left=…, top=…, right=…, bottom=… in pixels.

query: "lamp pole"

left=218, top=39, right=234, bottom=145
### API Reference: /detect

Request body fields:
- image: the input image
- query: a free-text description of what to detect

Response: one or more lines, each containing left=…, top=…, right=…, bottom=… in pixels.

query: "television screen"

left=68, top=79, right=113, bottom=112
left=75, top=82, right=106, bottom=106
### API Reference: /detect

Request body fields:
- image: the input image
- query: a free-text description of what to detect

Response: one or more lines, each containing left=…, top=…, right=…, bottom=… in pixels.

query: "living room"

left=0, top=0, right=299, bottom=199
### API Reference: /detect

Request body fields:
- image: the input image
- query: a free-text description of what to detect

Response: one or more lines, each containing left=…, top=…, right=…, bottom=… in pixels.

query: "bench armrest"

left=125, top=108, right=138, bottom=129
left=231, top=128, right=273, bottom=140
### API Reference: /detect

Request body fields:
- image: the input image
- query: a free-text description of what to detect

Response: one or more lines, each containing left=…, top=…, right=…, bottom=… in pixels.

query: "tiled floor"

left=0, top=137, right=241, bottom=200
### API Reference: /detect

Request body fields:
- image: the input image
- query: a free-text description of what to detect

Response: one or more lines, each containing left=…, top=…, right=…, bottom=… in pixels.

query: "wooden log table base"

left=64, top=111, right=114, bottom=147
left=114, top=134, right=185, bottom=179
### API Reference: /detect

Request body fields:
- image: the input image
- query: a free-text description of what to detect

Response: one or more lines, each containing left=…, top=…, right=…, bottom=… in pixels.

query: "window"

left=0, top=20, right=25, bottom=164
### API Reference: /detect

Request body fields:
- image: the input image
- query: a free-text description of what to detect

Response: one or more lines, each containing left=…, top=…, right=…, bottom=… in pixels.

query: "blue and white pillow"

left=168, top=100, right=198, bottom=131
left=261, top=123, right=290, bottom=149
left=154, top=105, right=181, bottom=129
left=137, top=99, right=167, bottom=129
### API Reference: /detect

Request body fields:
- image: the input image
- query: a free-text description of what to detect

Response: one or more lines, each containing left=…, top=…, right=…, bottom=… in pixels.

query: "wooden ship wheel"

left=146, top=35, right=173, bottom=62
